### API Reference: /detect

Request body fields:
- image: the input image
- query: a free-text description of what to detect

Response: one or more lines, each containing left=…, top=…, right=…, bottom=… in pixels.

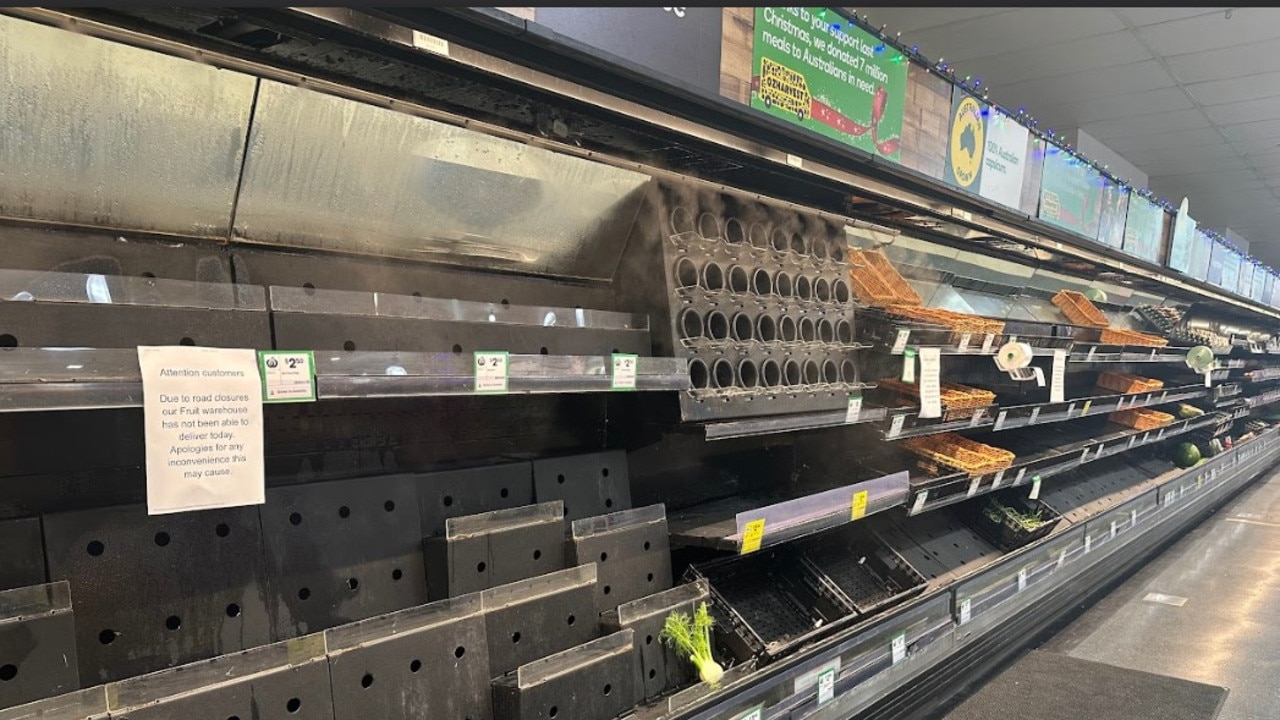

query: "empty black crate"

left=797, top=524, right=926, bottom=617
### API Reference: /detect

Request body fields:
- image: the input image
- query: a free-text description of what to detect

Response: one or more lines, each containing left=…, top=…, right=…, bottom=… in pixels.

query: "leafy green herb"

left=661, top=602, right=725, bottom=687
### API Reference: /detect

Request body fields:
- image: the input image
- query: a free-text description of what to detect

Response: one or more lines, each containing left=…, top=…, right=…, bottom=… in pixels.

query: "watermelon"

left=1173, top=442, right=1202, bottom=469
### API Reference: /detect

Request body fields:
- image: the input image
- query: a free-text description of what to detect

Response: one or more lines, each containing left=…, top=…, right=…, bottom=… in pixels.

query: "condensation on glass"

left=233, top=80, right=651, bottom=280
left=0, top=15, right=255, bottom=237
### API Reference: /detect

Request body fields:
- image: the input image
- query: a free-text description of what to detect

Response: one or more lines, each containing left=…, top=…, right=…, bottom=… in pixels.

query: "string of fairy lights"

left=816, top=7, right=1266, bottom=279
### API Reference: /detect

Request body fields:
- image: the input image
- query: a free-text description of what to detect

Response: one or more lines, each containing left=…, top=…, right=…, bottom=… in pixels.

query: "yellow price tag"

left=740, top=519, right=766, bottom=555
left=851, top=490, right=869, bottom=520
left=1081, top=399, right=1093, bottom=415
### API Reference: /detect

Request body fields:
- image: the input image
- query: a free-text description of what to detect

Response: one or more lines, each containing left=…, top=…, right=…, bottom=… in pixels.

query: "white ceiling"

left=861, top=7, right=1280, bottom=264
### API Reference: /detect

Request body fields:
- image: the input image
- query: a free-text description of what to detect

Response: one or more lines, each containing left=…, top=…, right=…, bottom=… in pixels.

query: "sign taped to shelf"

left=846, top=395, right=863, bottom=424
left=892, top=329, right=911, bottom=354
left=1050, top=349, right=1067, bottom=403
left=1029, top=475, right=1042, bottom=500
left=740, top=518, right=766, bottom=555
left=474, top=351, right=510, bottom=393
left=258, top=350, right=316, bottom=403
left=611, top=353, right=638, bottom=390
left=959, top=597, right=971, bottom=625
left=888, top=414, right=907, bottom=438
left=137, top=346, right=265, bottom=515
left=891, top=633, right=907, bottom=665
left=902, top=347, right=917, bottom=383
left=851, top=490, right=869, bottom=520
left=918, top=347, right=942, bottom=419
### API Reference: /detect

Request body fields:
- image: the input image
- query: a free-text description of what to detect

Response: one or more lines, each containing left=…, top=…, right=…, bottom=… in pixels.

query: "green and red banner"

left=750, top=8, right=908, bottom=161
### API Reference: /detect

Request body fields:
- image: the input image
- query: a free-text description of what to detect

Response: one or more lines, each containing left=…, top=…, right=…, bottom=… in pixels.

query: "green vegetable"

left=661, top=602, right=724, bottom=687
left=1173, top=442, right=1202, bottom=469
left=1177, top=403, right=1205, bottom=419
left=984, top=499, right=1049, bottom=531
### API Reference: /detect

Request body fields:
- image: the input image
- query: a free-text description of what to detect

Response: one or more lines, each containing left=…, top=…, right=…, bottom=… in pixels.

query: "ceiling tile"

left=1029, top=87, right=1194, bottom=127
left=1081, top=108, right=1210, bottom=140
left=1124, top=140, right=1233, bottom=167
left=1185, top=71, right=1280, bottom=106
left=1143, top=153, right=1249, bottom=177
left=1205, top=95, right=1280, bottom=125
left=1165, top=38, right=1280, bottom=84
left=1138, top=8, right=1280, bottom=57
left=950, top=31, right=1151, bottom=87
left=1000, top=59, right=1175, bottom=109
left=1221, top=119, right=1280, bottom=143
left=1105, top=126, right=1226, bottom=153
left=859, top=8, right=1014, bottom=34
left=1113, top=8, right=1224, bottom=26
left=904, top=8, right=1124, bottom=64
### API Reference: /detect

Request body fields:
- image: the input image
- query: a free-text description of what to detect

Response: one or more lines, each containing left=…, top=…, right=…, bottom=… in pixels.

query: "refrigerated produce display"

left=3, top=8, right=1280, bottom=720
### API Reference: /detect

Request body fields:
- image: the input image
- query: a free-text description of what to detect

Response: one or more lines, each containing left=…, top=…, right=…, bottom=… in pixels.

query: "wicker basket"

left=1108, top=408, right=1174, bottom=430
left=849, top=249, right=923, bottom=306
left=881, top=305, right=1006, bottom=336
left=1096, top=372, right=1164, bottom=395
left=1097, top=328, right=1169, bottom=348
left=901, top=433, right=1015, bottom=477
left=1052, top=290, right=1110, bottom=328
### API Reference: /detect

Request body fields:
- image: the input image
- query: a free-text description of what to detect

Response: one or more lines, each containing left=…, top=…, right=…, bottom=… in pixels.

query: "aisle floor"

left=1034, top=464, right=1280, bottom=720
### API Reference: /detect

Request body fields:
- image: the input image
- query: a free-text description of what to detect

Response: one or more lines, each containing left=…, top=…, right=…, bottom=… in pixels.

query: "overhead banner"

left=1206, top=239, right=1225, bottom=286
left=1038, top=148, right=1103, bottom=238
left=531, top=8, right=724, bottom=95
left=751, top=8, right=909, bottom=161
left=1096, top=180, right=1129, bottom=249
left=1167, top=200, right=1197, bottom=276
left=1253, top=263, right=1268, bottom=301
left=942, top=88, right=1029, bottom=209
left=1239, top=259, right=1255, bottom=297
left=1121, top=195, right=1164, bottom=264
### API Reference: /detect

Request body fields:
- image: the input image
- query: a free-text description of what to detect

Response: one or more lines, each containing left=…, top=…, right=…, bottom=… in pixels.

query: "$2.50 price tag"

left=611, top=353, right=638, bottom=390
left=474, top=351, right=510, bottom=393
left=258, top=350, right=316, bottom=403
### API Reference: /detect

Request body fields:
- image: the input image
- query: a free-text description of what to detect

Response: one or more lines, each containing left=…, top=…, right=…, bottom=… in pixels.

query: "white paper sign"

left=138, top=347, right=265, bottom=515
left=891, top=633, right=907, bottom=665
left=918, top=347, right=942, bottom=419
left=978, top=109, right=1030, bottom=208
left=1050, top=349, right=1067, bottom=403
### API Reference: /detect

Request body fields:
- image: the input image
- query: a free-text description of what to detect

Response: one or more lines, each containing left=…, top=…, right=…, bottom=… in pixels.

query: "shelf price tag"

left=817, top=667, right=836, bottom=705
left=474, top=351, right=510, bottom=393
left=851, top=490, right=869, bottom=520
left=1131, top=508, right=1139, bottom=527
left=992, top=469, right=1006, bottom=489
left=958, top=333, right=972, bottom=352
left=1066, top=402, right=1077, bottom=418
left=1081, top=400, right=1093, bottom=416
left=902, top=348, right=917, bottom=383
left=891, top=633, right=907, bottom=665
left=1085, top=534, right=1093, bottom=553
left=981, top=333, right=996, bottom=354
left=611, top=353, right=638, bottom=390
left=845, top=395, right=863, bottom=424
left=1050, top=350, right=1067, bottom=403
left=1128, top=435, right=1136, bottom=449
left=966, top=477, right=981, bottom=498
left=258, top=350, right=316, bottom=403
left=892, top=329, right=911, bottom=354
left=1056, top=549, right=1067, bottom=570
left=968, top=408, right=986, bottom=428
left=918, top=347, right=942, bottom=419
left=959, top=598, right=972, bottom=625
left=1028, top=407, right=1040, bottom=425
left=1086, top=345, right=1096, bottom=361
left=1029, top=475, right=1042, bottom=500
left=910, top=491, right=929, bottom=515
left=739, top=519, right=766, bottom=555
left=1015, top=467, right=1027, bottom=485
left=1017, top=567, right=1028, bottom=592
left=1079, top=447, right=1090, bottom=464
left=994, top=410, right=1008, bottom=431
left=732, top=706, right=763, bottom=720
left=1204, top=370, right=1213, bottom=388
left=1110, top=519, right=1119, bottom=539
left=887, top=414, right=907, bottom=438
